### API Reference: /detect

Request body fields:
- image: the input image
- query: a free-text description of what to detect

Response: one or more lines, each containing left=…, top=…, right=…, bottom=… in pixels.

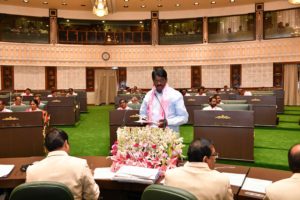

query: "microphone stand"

left=154, top=93, right=167, bottom=129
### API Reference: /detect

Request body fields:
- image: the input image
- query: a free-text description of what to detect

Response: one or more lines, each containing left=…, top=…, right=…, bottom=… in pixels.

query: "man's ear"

left=203, top=156, right=208, bottom=163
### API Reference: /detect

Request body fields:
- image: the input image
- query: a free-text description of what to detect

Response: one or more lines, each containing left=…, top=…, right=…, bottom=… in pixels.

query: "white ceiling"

left=0, top=0, right=284, bottom=12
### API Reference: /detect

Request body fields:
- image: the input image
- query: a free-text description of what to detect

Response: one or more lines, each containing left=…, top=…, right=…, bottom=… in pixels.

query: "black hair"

left=45, top=128, right=69, bottom=151
left=187, top=139, right=213, bottom=162
left=288, top=144, right=300, bottom=173
left=119, top=99, right=127, bottom=104
left=30, top=99, right=39, bottom=106
left=0, top=100, right=6, bottom=105
left=152, top=68, right=167, bottom=81
left=208, top=96, right=216, bottom=103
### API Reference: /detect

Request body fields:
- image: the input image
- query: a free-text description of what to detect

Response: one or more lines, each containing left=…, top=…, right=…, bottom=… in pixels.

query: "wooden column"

left=203, top=17, right=208, bottom=43
left=49, top=9, right=58, bottom=44
left=151, top=11, right=159, bottom=45
left=255, top=3, right=264, bottom=41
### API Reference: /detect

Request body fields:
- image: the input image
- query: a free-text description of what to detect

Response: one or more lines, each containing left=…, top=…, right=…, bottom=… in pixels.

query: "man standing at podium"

left=264, top=143, right=300, bottom=200
left=139, top=68, right=188, bottom=135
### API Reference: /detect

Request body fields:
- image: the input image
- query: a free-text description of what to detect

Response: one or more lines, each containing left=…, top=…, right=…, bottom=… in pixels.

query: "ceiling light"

left=43, top=1, right=48, bottom=4
left=230, top=0, right=235, bottom=3
left=123, top=5, right=129, bottom=8
left=124, top=0, right=129, bottom=1
left=92, top=0, right=109, bottom=17
left=288, top=0, right=300, bottom=4
left=23, top=0, right=29, bottom=3
left=62, top=2, right=67, bottom=5
left=194, top=2, right=199, bottom=5
left=141, top=5, right=146, bottom=8
left=175, top=3, right=180, bottom=7
left=157, top=4, right=163, bottom=7
left=211, top=1, right=216, bottom=4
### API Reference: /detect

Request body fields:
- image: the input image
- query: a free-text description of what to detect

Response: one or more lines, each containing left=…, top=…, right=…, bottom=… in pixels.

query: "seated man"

left=117, top=99, right=132, bottom=110
left=21, top=88, right=33, bottom=96
left=0, top=100, right=12, bottom=112
left=264, top=143, right=300, bottom=200
left=26, top=128, right=100, bottom=200
left=66, top=88, right=78, bottom=97
left=196, top=86, right=206, bottom=96
left=180, top=89, right=190, bottom=96
left=214, top=94, right=224, bottom=105
left=12, top=96, right=25, bottom=106
left=238, top=88, right=252, bottom=96
left=165, top=138, right=233, bottom=200
left=203, top=96, right=223, bottom=111
left=47, top=90, right=58, bottom=97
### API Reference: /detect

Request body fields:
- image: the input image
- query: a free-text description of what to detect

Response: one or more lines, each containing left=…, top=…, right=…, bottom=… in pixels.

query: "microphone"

left=121, top=109, right=129, bottom=127
left=154, top=93, right=167, bottom=128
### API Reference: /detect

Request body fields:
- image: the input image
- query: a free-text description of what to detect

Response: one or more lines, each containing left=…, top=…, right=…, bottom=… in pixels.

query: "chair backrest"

left=9, top=181, right=74, bottom=200
left=141, top=184, right=197, bottom=200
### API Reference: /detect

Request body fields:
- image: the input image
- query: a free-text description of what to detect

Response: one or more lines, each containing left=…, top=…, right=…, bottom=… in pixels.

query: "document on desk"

left=0, top=164, right=15, bottom=178
left=93, top=167, right=115, bottom=180
left=241, top=177, right=272, bottom=194
left=113, top=165, right=160, bottom=184
left=222, top=172, right=246, bottom=187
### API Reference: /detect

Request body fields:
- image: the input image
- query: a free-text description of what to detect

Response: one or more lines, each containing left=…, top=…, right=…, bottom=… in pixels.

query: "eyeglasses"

left=211, top=152, right=219, bottom=159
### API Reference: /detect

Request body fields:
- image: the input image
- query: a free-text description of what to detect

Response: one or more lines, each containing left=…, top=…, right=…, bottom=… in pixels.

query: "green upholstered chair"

left=141, top=184, right=197, bottom=200
left=9, top=181, right=74, bottom=200
left=10, top=105, right=29, bottom=112
left=222, top=100, right=247, bottom=104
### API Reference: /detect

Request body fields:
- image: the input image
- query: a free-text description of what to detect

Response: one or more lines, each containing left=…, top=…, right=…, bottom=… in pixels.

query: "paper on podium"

left=0, top=164, right=15, bottom=178
left=241, top=177, right=272, bottom=194
left=222, top=172, right=246, bottom=187
left=93, top=167, right=115, bottom=180
left=113, top=165, right=160, bottom=184
left=134, top=119, right=159, bottom=125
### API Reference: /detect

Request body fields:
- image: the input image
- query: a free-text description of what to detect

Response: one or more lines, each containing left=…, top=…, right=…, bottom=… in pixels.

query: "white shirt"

left=0, top=108, right=12, bottom=112
left=140, top=85, right=188, bottom=133
left=244, top=91, right=252, bottom=96
left=203, top=106, right=223, bottom=111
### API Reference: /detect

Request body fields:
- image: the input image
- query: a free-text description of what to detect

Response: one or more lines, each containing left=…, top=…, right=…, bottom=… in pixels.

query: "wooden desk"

left=0, top=112, right=45, bottom=158
left=194, top=110, right=254, bottom=161
left=215, top=164, right=250, bottom=199
left=236, top=96, right=277, bottom=126
left=43, top=97, right=79, bottom=126
left=183, top=96, right=209, bottom=124
left=238, top=167, right=292, bottom=200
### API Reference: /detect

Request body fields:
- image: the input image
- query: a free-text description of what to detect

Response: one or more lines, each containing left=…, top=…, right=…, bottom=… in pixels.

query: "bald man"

left=264, top=144, right=300, bottom=200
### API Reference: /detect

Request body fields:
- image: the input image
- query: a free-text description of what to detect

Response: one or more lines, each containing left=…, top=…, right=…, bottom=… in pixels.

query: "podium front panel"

left=194, top=110, right=254, bottom=161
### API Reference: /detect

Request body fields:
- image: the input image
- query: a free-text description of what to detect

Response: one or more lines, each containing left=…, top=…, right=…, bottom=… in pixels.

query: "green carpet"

left=56, top=105, right=300, bottom=171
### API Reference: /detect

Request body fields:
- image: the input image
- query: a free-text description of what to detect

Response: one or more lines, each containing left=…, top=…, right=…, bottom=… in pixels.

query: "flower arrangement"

left=110, top=126, right=185, bottom=174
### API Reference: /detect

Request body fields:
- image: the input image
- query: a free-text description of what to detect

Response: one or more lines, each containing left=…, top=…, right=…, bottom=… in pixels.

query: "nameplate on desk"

left=215, top=115, right=231, bottom=120
left=130, top=114, right=139, bottom=118
left=241, top=177, right=272, bottom=194
left=2, top=116, right=19, bottom=121
left=251, top=98, right=261, bottom=102
left=51, top=100, right=61, bottom=103
left=244, top=191, right=265, bottom=198
left=187, top=98, right=196, bottom=102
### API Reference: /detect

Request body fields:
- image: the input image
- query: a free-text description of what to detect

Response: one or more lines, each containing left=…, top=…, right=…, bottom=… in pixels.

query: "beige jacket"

left=26, top=151, right=100, bottom=200
left=165, top=162, right=233, bottom=200
left=264, top=173, right=300, bottom=200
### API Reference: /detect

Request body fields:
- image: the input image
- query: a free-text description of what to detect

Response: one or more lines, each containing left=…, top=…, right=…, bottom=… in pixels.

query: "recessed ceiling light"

left=123, top=5, right=129, bottom=8
left=141, top=5, right=146, bottom=8
left=23, top=0, right=29, bottom=3
left=43, top=1, right=48, bottom=4
left=194, top=2, right=199, bottom=5
left=230, top=0, right=235, bottom=2
left=157, top=4, right=163, bottom=7
left=62, top=2, right=67, bottom=5
left=211, top=1, right=216, bottom=4
left=175, top=3, right=180, bottom=7
left=124, top=0, right=129, bottom=1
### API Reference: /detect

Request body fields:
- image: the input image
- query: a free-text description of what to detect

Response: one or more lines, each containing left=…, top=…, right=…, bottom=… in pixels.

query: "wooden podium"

left=194, top=110, right=254, bottom=161
left=109, top=110, right=144, bottom=148
left=0, top=112, right=45, bottom=158
left=184, top=96, right=209, bottom=124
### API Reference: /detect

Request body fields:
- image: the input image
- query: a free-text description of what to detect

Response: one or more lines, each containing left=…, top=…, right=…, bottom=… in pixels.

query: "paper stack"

left=112, top=165, right=160, bottom=184
left=0, top=164, right=15, bottom=178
